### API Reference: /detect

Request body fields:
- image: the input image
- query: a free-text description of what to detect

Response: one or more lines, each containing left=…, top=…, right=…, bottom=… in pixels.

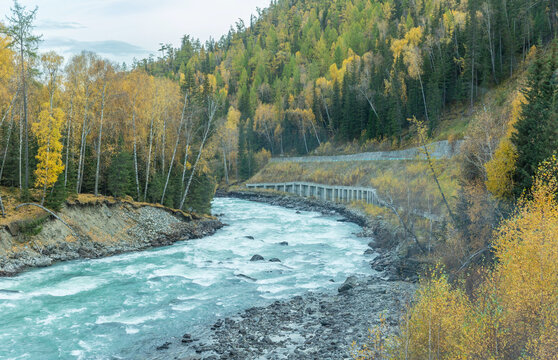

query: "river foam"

left=0, top=198, right=373, bottom=359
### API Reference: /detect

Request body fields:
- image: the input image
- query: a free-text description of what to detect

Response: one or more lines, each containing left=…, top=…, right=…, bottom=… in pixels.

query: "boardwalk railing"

left=246, top=182, right=384, bottom=206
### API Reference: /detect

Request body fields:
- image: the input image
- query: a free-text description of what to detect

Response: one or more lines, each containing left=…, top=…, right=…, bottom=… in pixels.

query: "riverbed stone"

left=250, top=254, right=264, bottom=261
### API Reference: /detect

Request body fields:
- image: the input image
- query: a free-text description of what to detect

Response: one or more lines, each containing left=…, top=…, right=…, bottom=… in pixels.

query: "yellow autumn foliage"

left=0, top=32, right=14, bottom=101
left=353, top=156, right=558, bottom=359
left=395, top=268, right=472, bottom=360
left=387, top=156, right=558, bottom=359
left=485, top=138, right=517, bottom=199
left=32, top=105, right=65, bottom=190
left=490, top=154, right=558, bottom=358
left=485, top=91, right=525, bottom=199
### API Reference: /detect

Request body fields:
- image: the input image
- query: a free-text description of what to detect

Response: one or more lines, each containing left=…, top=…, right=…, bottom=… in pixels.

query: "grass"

left=249, top=159, right=460, bottom=218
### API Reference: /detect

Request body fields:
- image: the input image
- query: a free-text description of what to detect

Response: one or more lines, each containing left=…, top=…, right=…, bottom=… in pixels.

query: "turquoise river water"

left=0, top=198, right=373, bottom=359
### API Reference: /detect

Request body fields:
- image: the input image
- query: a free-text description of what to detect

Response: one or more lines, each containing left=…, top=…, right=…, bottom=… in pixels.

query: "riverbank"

left=0, top=196, right=223, bottom=276
left=153, top=190, right=418, bottom=359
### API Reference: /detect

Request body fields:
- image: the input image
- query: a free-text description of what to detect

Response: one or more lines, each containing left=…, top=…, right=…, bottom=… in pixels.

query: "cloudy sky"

left=1, top=0, right=272, bottom=64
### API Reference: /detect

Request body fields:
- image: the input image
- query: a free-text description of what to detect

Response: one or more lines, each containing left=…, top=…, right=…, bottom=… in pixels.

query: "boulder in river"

left=250, top=254, right=264, bottom=261
left=156, top=342, right=171, bottom=350
left=338, top=276, right=358, bottom=293
left=278, top=241, right=289, bottom=246
left=245, top=236, right=255, bottom=240
left=268, top=258, right=281, bottom=263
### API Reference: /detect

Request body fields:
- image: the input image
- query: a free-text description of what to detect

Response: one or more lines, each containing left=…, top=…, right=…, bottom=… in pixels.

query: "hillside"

left=140, top=0, right=556, bottom=183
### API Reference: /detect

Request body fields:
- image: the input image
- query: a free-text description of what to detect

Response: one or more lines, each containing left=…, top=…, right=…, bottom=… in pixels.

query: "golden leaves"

left=390, top=27, right=424, bottom=80
left=485, top=139, right=518, bottom=199
left=394, top=156, right=558, bottom=359
left=32, top=104, right=65, bottom=190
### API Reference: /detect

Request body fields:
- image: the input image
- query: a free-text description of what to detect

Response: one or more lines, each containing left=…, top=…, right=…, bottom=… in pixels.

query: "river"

left=0, top=198, right=373, bottom=359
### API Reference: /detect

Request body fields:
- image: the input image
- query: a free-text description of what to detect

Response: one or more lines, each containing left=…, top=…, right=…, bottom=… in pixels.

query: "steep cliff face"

left=0, top=199, right=223, bottom=276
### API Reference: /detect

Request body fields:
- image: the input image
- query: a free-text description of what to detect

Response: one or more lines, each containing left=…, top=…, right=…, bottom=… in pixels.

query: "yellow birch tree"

left=33, top=104, right=65, bottom=204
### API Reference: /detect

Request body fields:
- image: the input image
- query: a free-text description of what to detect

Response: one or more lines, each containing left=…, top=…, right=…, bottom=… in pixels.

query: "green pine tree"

left=512, top=42, right=558, bottom=196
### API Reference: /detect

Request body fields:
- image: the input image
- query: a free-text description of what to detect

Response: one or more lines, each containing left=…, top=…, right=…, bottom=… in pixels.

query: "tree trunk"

left=420, top=136, right=458, bottom=226
left=300, top=119, right=309, bottom=154
left=21, top=47, right=29, bottom=191
left=179, top=100, right=217, bottom=210
left=16, top=203, right=80, bottom=238
left=131, top=105, right=140, bottom=200
left=0, top=194, right=5, bottom=218
left=309, top=119, right=321, bottom=146
left=161, top=111, right=167, bottom=175
left=41, top=137, right=51, bottom=206
left=0, top=109, right=14, bottom=183
left=321, top=95, right=333, bottom=128
left=222, top=148, right=229, bottom=185
left=418, top=73, right=430, bottom=124
left=76, top=88, right=89, bottom=193
left=143, top=97, right=157, bottom=201
left=359, top=88, right=380, bottom=121
left=64, top=98, right=73, bottom=188
left=470, top=41, right=475, bottom=110
left=161, top=93, right=188, bottom=204
left=94, top=83, right=107, bottom=196
left=0, top=90, right=18, bottom=128
left=181, top=116, right=193, bottom=186
left=18, top=104, right=22, bottom=189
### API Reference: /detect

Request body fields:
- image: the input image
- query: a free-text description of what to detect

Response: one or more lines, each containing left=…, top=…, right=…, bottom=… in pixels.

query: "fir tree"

left=512, top=43, right=558, bottom=196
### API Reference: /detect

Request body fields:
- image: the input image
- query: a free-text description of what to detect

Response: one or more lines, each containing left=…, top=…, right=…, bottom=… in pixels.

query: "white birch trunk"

left=161, top=93, right=188, bottom=204
left=179, top=99, right=217, bottom=210
left=94, top=83, right=107, bottom=196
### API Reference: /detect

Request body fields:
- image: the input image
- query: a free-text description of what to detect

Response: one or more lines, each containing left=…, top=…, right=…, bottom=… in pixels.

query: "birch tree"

left=93, top=60, right=113, bottom=196
left=161, top=92, right=188, bottom=204
left=179, top=97, right=218, bottom=210
left=32, top=105, right=64, bottom=205
left=3, top=0, right=41, bottom=192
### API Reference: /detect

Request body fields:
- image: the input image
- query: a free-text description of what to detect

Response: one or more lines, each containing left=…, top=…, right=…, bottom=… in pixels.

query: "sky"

left=0, top=0, right=272, bottom=64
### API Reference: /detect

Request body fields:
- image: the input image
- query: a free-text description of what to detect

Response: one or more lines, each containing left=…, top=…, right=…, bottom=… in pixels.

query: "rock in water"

left=250, top=254, right=264, bottom=261
left=236, top=274, right=257, bottom=282
left=269, top=258, right=281, bottom=263
left=156, top=342, right=171, bottom=350
left=338, top=276, right=358, bottom=293
left=278, top=241, right=289, bottom=246
left=0, top=289, right=21, bottom=294
left=245, top=236, right=255, bottom=240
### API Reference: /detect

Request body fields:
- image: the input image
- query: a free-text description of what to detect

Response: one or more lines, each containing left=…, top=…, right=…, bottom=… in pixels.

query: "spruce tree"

left=512, top=43, right=558, bottom=196
left=107, top=150, right=134, bottom=198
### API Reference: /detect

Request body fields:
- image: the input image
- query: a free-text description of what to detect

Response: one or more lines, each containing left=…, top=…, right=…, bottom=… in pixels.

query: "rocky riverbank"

left=0, top=198, right=223, bottom=276
left=151, top=190, right=418, bottom=360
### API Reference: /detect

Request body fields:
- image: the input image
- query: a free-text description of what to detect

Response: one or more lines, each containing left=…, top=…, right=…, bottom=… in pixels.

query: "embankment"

left=0, top=198, right=223, bottom=276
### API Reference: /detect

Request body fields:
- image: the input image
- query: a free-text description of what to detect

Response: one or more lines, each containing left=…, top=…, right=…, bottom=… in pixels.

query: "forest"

left=1, top=0, right=558, bottom=358
left=1, top=0, right=556, bottom=209
left=0, top=2, right=226, bottom=213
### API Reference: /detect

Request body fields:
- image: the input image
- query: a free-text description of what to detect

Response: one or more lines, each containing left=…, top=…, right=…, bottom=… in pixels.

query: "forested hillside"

left=1, top=0, right=555, bottom=212
left=140, top=0, right=556, bottom=178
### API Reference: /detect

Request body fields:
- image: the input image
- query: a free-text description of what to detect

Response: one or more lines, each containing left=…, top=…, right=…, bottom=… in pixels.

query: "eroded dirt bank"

left=0, top=198, right=223, bottom=276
